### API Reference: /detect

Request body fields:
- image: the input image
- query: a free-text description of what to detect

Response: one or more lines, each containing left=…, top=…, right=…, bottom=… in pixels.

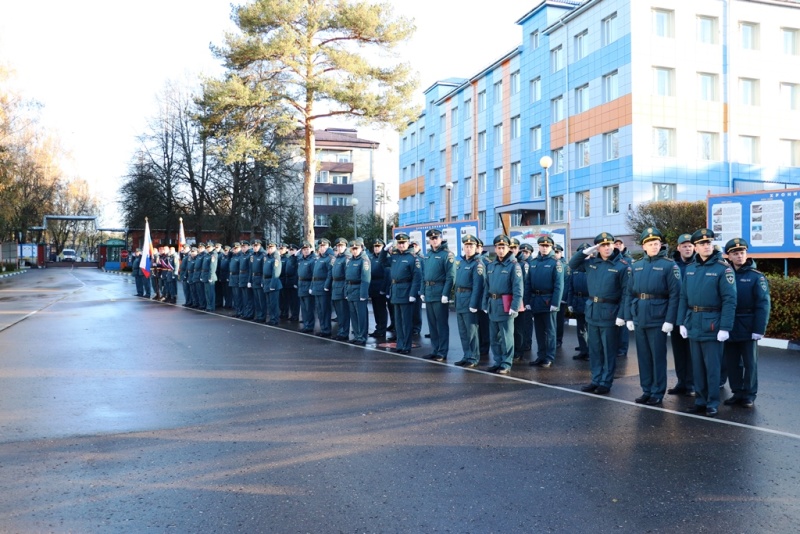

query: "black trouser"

left=370, top=290, right=388, bottom=334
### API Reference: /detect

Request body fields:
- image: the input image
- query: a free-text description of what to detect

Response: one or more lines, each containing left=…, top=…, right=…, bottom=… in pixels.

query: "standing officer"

left=567, top=243, right=591, bottom=361
left=527, top=235, right=564, bottom=368
left=131, top=248, right=144, bottom=297
left=614, top=237, right=633, bottom=358
left=331, top=237, right=351, bottom=341
left=285, top=244, right=300, bottom=321
left=722, top=238, right=770, bottom=409
left=250, top=240, right=267, bottom=322
left=311, top=238, right=333, bottom=338
left=386, top=233, right=422, bottom=354
left=203, top=241, right=218, bottom=312
left=263, top=240, right=282, bottom=325
left=367, top=238, right=390, bottom=338
left=213, top=242, right=225, bottom=307
left=296, top=241, right=317, bottom=333
left=677, top=228, right=737, bottom=417
left=408, top=240, right=423, bottom=336
left=279, top=244, right=290, bottom=319
left=668, top=234, right=696, bottom=396
left=554, top=244, right=568, bottom=348
left=238, top=241, right=254, bottom=320
left=229, top=243, right=242, bottom=316
left=193, top=244, right=207, bottom=310
left=513, top=243, right=532, bottom=361
left=219, top=245, right=231, bottom=309
left=453, top=234, right=484, bottom=368
left=569, top=232, right=631, bottom=395
left=481, top=235, right=524, bottom=375
left=625, top=227, right=681, bottom=406
left=475, top=238, right=491, bottom=361
left=179, top=245, right=193, bottom=307
left=420, top=228, right=455, bottom=362
left=346, top=238, right=371, bottom=345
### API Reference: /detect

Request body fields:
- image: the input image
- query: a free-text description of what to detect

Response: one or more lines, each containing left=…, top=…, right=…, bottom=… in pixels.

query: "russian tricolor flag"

left=141, top=218, right=153, bottom=278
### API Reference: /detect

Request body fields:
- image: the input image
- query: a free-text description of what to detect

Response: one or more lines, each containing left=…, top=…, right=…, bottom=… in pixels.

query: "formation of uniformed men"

left=137, top=226, right=770, bottom=413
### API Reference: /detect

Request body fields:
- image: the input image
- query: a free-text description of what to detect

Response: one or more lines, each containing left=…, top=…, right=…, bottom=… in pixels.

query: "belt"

left=312, top=277, right=326, bottom=281
left=490, top=293, right=509, bottom=299
left=392, top=278, right=411, bottom=283
left=263, top=276, right=272, bottom=279
left=737, top=308, right=753, bottom=313
left=299, top=278, right=311, bottom=281
left=347, top=281, right=361, bottom=285
left=692, top=306, right=720, bottom=312
left=591, top=296, right=619, bottom=304
left=425, top=281, right=442, bottom=286
left=532, top=290, right=551, bottom=295
left=574, top=292, right=586, bottom=297
left=333, top=277, right=345, bottom=281
left=456, top=287, right=472, bottom=292
left=638, top=293, right=668, bottom=300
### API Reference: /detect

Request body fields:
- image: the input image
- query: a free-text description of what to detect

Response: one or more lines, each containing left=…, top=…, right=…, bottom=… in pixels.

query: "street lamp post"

left=351, top=197, right=359, bottom=239
left=445, top=181, right=453, bottom=221
left=539, top=155, right=553, bottom=225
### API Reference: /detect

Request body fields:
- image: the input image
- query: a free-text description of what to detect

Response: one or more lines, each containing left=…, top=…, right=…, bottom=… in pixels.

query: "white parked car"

left=61, top=249, right=77, bottom=262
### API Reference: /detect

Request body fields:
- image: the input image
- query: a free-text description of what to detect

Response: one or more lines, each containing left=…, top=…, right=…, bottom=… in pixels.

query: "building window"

left=510, top=71, right=520, bottom=95
left=784, top=28, right=799, bottom=55
left=452, top=144, right=459, bottom=164
left=511, top=161, right=521, bottom=184
left=697, top=16, right=718, bottom=44
left=602, top=13, right=618, bottom=46
left=604, top=185, right=620, bottom=215
left=478, top=172, right=487, bottom=193
left=510, top=212, right=522, bottom=227
left=698, top=131, right=718, bottom=161
left=740, top=136, right=760, bottom=164
left=511, top=116, right=521, bottom=139
left=575, top=30, right=589, bottom=60
left=740, top=78, right=759, bottom=106
left=577, top=191, right=590, bottom=218
left=410, top=163, right=416, bottom=178
left=493, top=123, right=503, bottom=146
left=464, top=212, right=472, bottom=221
left=465, top=176, right=472, bottom=197
left=552, top=148, right=564, bottom=173
left=530, top=77, right=541, bottom=102
left=439, top=114, right=446, bottom=131
left=781, top=83, right=800, bottom=110
left=531, top=173, right=543, bottom=198
left=699, top=73, right=718, bottom=101
left=551, top=46, right=564, bottom=72
left=316, top=170, right=329, bottom=183
left=314, top=195, right=324, bottom=205
left=494, top=167, right=503, bottom=189
left=531, top=126, right=542, bottom=151
left=315, top=214, right=329, bottom=226
left=740, top=22, right=759, bottom=50
left=653, top=183, right=676, bottom=201
left=478, top=90, right=486, bottom=111
left=493, top=81, right=503, bottom=104
left=604, top=130, right=619, bottom=161
left=551, top=196, right=565, bottom=222
left=331, top=174, right=349, bottom=184
left=653, top=127, right=675, bottom=157
left=603, top=71, right=619, bottom=102
left=330, top=196, right=350, bottom=206
left=780, top=139, right=800, bottom=166
left=654, top=67, right=675, bottom=96
left=478, top=131, right=487, bottom=152
left=576, top=140, right=590, bottom=167
left=530, top=30, right=540, bottom=49
left=418, top=191, right=425, bottom=210
left=451, top=107, right=459, bottom=127
left=496, top=213, right=503, bottom=230
left=410, top=132, right=416, bottom=148
left=439, top=149, right=446, bottom=167
left=430, top=202, right=436, bottom=221
left=575, top=84, right=590, bottom=113
left=464, top=99, right=471, bottom=118
left=478, top=210, right=486, bottom=231
left=653, top=9, right=674, bottom=38
left=464, top=137, right=472, bottom=159
left=552, top=96, right=565, bottom=121
left=429, top=133, right=435, bottom=150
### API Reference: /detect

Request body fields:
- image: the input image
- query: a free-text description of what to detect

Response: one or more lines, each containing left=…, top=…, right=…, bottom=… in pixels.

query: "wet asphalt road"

left=1, top=267, right=799, bottom=533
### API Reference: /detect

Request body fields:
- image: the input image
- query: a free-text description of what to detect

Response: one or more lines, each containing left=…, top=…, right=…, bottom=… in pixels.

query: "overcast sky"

left=0, top=0, right=532, bottom=226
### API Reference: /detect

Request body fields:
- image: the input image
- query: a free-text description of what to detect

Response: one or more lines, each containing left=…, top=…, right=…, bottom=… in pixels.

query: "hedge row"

left=765, top=275, right=800, bottom=341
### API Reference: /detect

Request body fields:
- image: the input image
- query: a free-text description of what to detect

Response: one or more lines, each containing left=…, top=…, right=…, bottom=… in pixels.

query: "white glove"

left=324, top=288, right=329, bottom=292
left=717, top=330, right=729, bottom=342
left=662, top=322, right=673, bottom=334
left=309, top=289, right=313, bottom=294
left=615, top=317, right=625, bottom=327
left=626, top=320, right=635, bottom=331
left=752, top=333, right=764, bottom=341
left=568, top=306, right=574, bottom=313
left=441, top=296, right=449, bottom=304
left=509, top=309, right=519, bottom=318
left=469, top=307, right=478, bottom=313
left=293, top=284, right=298, bottom=289
left=379, top=291, right=385, bottom=295
left=247, top=283, right=252, bottom=288
left=482, top=309, right=489, bottom=314
left=525, top=304, right=531, bottom=311
left=583, top=244, right=599, bottom=256
left=550, top=305, right=559, bottom=312
left=409, top=296, right=416, bottom=303
left=680, top=325, right=688, bottom=339
left=420, top=295, right=425, bottom=302
left=360, top=298, right=366, bottom=301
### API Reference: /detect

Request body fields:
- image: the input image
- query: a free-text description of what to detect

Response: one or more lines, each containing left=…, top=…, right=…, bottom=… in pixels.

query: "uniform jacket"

left=190, top=253, right=202, bottom=283
left=238, top=249, right=252, bottom=288
left=331, top=252, right=349, bottom=300
left=525, top=251, right=564, bottom=313
left=345, top=252, right=371, bottom=301
left=311, top=249, right=334, bottom=296
left=729, top=258, right=770, bottom=342
left=228, top=252, right=241, bottom=287
left=677, top=249, right=737, bottom=341
left=249, top=249, right=266, bottom=288
left=671, top=250, right=695, bottom=279
left=422, top=244, right=455, bottom=300
left=261, top=251, right=282, bottom=292
left=131, top=254, right=142, bottom=275
left=482, top=253, right=524, bottom=322
left=454, top=254, right=485, bottom=313
left=218, top=252, right=230, bottom=283
left=367, top=248, right=389, bottom=295
left=566, top=268, right=589, bottom=314
left=387, top=249, right=422, bottom=304
left=296, top=252, right=317, bottom=295
left=569, top=248, right=631, bottom=327
left=626, top=246, right=681, bottom=328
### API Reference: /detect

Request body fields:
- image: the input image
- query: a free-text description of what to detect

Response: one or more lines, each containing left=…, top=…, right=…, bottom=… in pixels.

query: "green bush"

left=1, top=262, right=17, bottom=272
left=765, top=275, right=800, bottom=341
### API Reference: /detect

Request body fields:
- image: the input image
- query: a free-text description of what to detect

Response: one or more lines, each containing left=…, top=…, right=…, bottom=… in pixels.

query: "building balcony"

left=319, top=161, right=354, bottom=173
left=314, top=183, right=354, bottom=194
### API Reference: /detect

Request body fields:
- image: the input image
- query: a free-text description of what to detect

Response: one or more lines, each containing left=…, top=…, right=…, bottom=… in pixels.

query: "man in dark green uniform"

left=722, top=238, right=770, bottom=409
left=481, top=235, right=524, bottom=375
left=421, top=228, right=455, bottom=362
left=238, top=241, right=253, bottom=320
left=386, top=233, right=422, bottom=354
left=367, top=238, right=390, bottom=338
left=677, top=228, right=737, bottom=417
left=625, top=227, right=681, bottom=406
left=296, top=242, right=317, bottom=333
left=331, top=237, right=351, bottom=341
left=229, top=243, right=242, bottom=316
left=263, top=240, right=282, bottom=325
left=475, top=238, right=490, bottom=360
left=346, top=238, right=371, bottom=345
left=527, top=235, right=564, bottom=368
left=454, top=234, right=484, bottom=368
left=668, top=234, right=696, bottom=396
left=250, top=240, right=266, bottom=321
left=569, top=232, right=631, bottom=395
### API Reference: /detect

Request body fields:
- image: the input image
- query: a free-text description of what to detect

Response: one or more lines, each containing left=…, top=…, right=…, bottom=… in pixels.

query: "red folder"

left=501, top=294, right=524, bottom=313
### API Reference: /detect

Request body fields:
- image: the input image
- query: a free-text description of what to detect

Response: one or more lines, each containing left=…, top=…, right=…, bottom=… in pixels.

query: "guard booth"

left=99, top=238, right=126, bottom=270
